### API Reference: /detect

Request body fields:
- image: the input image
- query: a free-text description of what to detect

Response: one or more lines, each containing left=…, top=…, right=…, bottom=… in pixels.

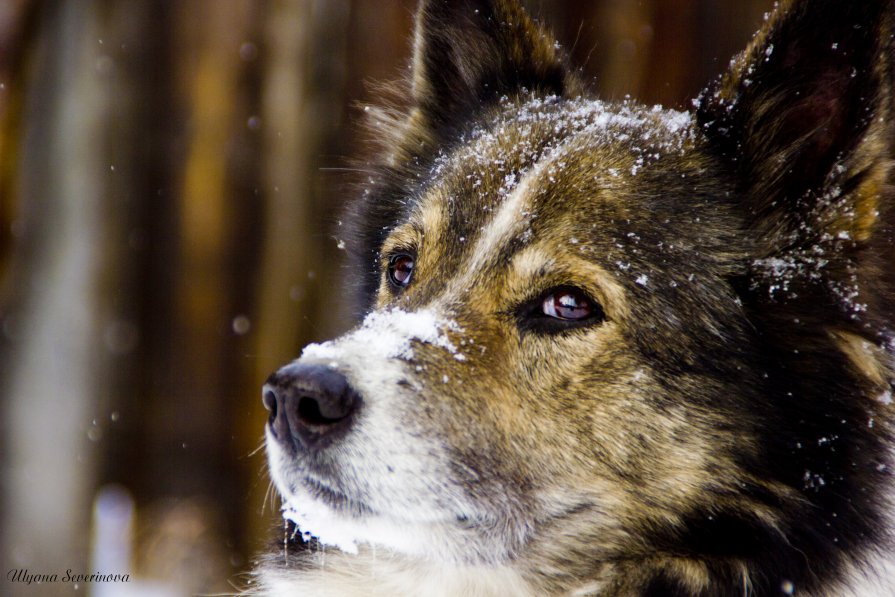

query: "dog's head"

left=263, top=0, right=894, bottom=590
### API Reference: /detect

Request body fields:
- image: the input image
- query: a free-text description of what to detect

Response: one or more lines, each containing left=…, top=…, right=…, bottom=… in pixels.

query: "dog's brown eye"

left=388, top=254, right=415, bottom=288
left=542, top=289, right=593, bottom=320
left=517, top=286, right=605, bottom=334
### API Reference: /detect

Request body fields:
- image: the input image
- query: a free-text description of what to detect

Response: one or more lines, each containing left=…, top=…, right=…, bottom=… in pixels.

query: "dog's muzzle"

left=262, top=363, right=363, bottom=452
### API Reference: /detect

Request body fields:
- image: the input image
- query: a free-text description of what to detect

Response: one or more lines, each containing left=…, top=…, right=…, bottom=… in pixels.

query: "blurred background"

left=0, top=1, right=772, bottom=595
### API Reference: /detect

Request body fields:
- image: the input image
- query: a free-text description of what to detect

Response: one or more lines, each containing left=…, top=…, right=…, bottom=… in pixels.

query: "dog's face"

left=263, top=0, right=893, bottom=590
left=266, top=98, right=762, bottom=563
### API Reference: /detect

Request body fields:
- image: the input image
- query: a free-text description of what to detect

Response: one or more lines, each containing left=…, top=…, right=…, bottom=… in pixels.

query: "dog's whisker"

left=247, top=439, right=267, bottom=458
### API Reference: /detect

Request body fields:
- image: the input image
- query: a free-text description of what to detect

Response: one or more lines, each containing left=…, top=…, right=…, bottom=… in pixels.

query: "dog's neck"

left=254, top=546, right=895, bottom=597
left=257, top=550, right=538, bottom=597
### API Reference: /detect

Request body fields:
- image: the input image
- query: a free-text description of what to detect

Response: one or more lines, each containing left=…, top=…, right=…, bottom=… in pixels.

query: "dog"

left=254, top=0, right=895, bottom=594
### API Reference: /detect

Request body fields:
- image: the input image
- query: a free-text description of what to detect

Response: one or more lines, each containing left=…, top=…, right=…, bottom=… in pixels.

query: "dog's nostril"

left=263, top=389, right=278, bottom=415
left=298, top=395, right=344, bottom=426
left=261, top=383, right=290, bottom=445
left=262, top=388, right=279, bottom=428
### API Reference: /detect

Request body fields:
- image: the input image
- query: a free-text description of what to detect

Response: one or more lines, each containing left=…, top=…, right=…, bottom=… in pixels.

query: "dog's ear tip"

left=697, top=0, right=894, bottom=245
left=410, top=0, right=571, bottom=132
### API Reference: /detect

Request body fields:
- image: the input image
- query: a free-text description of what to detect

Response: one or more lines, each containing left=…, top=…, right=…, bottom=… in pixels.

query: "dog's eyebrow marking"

left=381, top=224, right=422, bottom=256
left=381, top=191, right=449, bottom=259
left=510, top=245, right=630, bottom=319
left=509, top=246, right=555, bottom=280
left=412, top=189, right=448, bottom=245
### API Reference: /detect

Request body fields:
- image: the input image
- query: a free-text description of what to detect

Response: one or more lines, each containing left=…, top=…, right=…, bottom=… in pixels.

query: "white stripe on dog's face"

left=458, top=132, right=579, bottom=285
left=465, top=173, right=533, bottom=274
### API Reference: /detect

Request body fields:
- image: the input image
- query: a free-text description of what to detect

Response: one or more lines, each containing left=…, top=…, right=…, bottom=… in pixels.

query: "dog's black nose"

left=262, top=363, right=361, bottom=450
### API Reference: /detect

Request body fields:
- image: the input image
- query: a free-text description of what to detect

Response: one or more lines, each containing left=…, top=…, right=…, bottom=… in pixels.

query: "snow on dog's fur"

left=253, top=0, right=895, bottom=595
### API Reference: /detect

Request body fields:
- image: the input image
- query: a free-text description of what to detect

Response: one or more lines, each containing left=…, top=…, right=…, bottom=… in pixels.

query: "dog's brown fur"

left=256, top=1, right=895, bottom=595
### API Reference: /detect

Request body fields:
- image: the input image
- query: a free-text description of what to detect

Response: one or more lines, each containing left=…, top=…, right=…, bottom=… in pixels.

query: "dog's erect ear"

left=697, top=0, right=894, bottom=247
left=411, top=0, right=575, bottom=133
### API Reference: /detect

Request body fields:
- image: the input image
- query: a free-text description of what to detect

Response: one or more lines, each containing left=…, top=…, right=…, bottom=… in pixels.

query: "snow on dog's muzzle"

left=261, top=308, right=464, bottom=455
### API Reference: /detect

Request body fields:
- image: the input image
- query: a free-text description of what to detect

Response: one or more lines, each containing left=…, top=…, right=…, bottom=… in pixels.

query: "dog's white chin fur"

left=266, top=432, right=426, bottom=556
left=266, top=428, right=496, bottom=565
left=278, top=486, right=443, bottom=558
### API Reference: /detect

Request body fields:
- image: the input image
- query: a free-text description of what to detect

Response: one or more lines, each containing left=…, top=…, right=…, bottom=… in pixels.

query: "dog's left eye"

left=542, top=289, right=595, bottom=320
left=517, top=286, right=605, bottom=333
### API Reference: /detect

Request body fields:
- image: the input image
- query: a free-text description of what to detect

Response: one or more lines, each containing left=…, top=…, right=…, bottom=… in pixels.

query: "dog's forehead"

left=415, top=96, right=697, bottom=242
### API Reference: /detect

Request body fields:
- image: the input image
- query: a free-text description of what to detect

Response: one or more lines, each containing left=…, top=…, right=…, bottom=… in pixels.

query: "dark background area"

left=0, top=1, right=771, bottom=594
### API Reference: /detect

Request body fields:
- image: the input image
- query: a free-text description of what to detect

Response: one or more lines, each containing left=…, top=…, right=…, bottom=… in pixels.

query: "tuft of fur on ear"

left=411, top=0, right=580, bottom=137
left=697, top=0, right=895, bottom=348
left=697, top=0, right=894, bottom=250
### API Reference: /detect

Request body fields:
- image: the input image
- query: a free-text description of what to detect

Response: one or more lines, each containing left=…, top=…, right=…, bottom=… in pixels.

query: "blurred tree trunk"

left=134, top=0, right=256, bottom=512
left=0, top=1, right=123, bottom=592
left=0, top=0, right=35, bottom=289
left=125, top=1, right=260, bottom=590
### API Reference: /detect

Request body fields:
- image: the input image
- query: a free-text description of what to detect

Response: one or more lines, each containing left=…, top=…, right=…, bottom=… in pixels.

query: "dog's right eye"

left=387, top=254, right=415, bottom=288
